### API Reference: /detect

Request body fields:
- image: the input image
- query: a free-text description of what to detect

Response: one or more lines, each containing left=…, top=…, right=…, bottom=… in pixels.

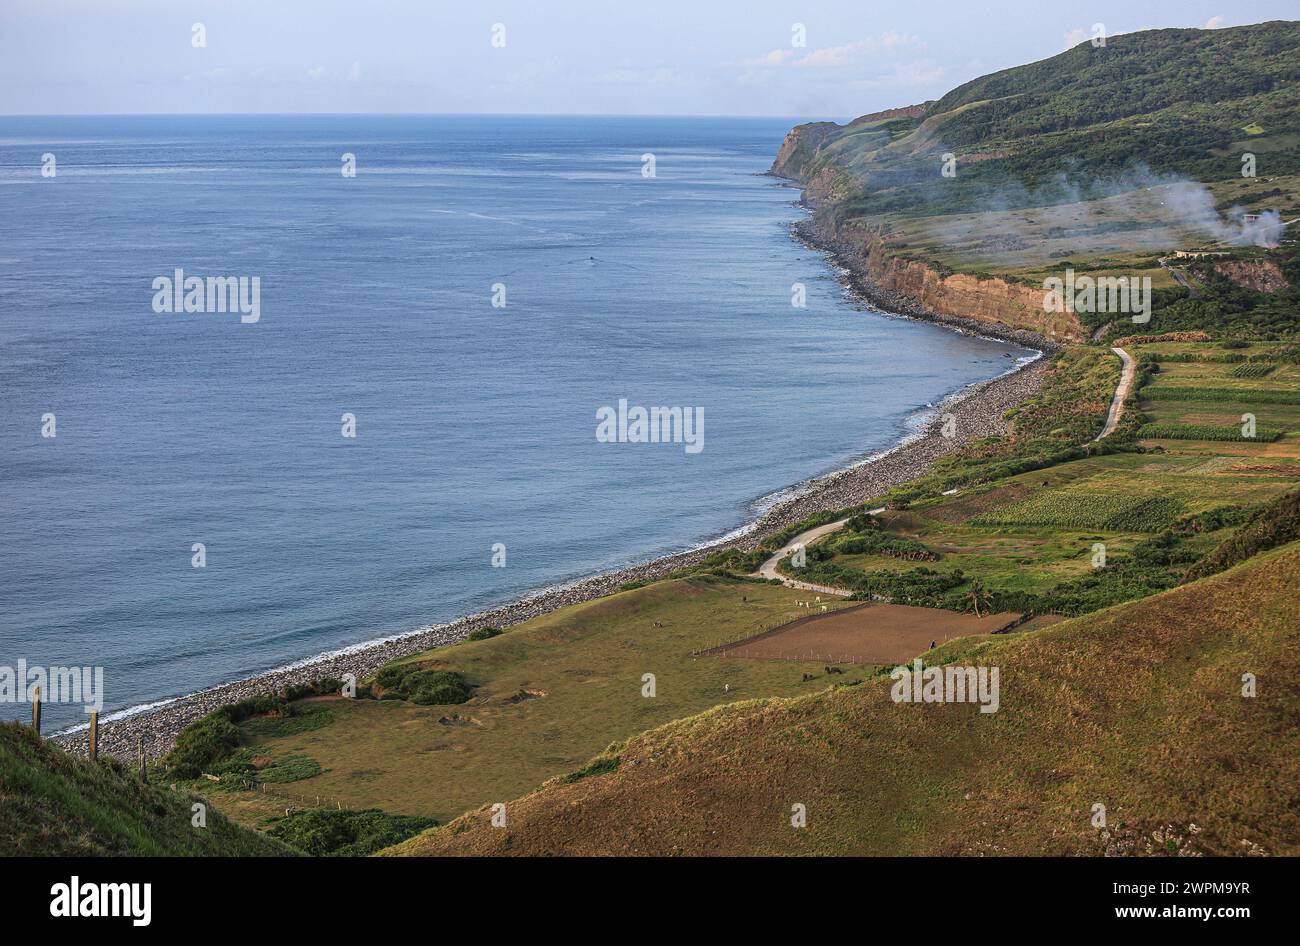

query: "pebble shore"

left=55, top=233, right=1052, bottom=763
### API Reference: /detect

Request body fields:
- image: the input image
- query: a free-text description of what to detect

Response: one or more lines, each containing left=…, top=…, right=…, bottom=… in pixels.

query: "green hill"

left=777, top=21, right=1300, bottom=218
left=391, top=542, right=1300, bottom=856
left=0, top=722, right=295, bottom=856
left=772, top=21, right=1300, bottom=340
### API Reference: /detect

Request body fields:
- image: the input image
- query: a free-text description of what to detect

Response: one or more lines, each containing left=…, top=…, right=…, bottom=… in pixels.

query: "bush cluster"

left=373, top=666, right=473, bottom=705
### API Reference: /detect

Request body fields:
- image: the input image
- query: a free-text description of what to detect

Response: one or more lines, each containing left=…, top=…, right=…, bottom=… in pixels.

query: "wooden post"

left=137, top=735, right=146, bottom=783
left=31, top=686, right=41, bottom=737
left=88, top=711, right=99, bottom=761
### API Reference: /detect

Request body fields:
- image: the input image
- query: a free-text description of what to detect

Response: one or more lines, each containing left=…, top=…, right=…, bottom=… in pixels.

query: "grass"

left=392, top=543, right=1300, bottom=857
left=191, top=577, right=860, bottom=826
left=0, top=722, right=296, bottom=856
left=256, top=755, right=323, bottom=784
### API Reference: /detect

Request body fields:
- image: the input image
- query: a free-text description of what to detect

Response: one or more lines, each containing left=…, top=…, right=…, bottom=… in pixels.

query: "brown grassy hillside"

left=391, top=543, right=1300, bottom=856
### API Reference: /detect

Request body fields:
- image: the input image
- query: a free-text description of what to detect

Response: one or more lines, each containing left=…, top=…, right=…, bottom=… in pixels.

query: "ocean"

left=0, top=114, right=1030, bottom=731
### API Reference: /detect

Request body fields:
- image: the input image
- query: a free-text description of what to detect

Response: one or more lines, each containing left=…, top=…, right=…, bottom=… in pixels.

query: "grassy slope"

left=393, top=543, right=1299, bottom=856
left=0, top=722, right=295, bottom=856
left=193, top=576, right=858, bottom=826
left=198, top=343, right=1295, bottom=852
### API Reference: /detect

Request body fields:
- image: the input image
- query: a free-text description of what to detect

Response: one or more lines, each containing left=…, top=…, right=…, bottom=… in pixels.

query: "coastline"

left=54, top=208, right=1054, bottom=764
left=783, top=188, right=1059, bottom=353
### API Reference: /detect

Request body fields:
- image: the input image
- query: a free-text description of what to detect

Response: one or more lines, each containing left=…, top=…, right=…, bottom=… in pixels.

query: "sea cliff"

left=772, top=119, right=1081, bottom=345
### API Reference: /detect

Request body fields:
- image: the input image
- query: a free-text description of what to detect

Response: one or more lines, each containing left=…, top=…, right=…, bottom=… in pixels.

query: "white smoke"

left=928, top=162, right=1285, bottom=251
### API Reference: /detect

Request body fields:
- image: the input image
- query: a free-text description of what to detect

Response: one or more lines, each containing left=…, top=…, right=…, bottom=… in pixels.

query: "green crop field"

left=1134, top=350, right=1300, bottom=456
left=970, top=492, right=1184, bottom=531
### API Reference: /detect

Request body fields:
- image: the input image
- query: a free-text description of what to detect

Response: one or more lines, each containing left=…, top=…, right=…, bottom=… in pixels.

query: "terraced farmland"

left=1133, top=339, right=1300, bottom=459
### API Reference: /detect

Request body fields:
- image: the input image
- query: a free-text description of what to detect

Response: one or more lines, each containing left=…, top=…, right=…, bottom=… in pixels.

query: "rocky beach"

left=51, top=181, right=1057, bottom=763
left=56, top=331, right=1048, bottom=763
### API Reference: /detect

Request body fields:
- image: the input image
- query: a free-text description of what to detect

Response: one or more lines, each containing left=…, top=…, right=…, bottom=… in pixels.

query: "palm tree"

left=967, top=580, right=992, bottom=618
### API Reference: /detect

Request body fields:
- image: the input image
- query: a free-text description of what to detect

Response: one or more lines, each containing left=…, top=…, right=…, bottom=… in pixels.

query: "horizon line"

left=0, top=111, right=851, bottom=122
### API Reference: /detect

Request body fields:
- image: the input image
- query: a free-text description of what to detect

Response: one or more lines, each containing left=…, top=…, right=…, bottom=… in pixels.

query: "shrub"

left=1173, top=505, right=1252, bottom=534
left=562, top=755, right=620, bottom=784
left=828, top=530, right=939, bottom=561
left=373, top=665, right=473, bottom=705
left=267, top=808, right=438, bottom=857
left=160, top=678, right=344, bottom=779
left=164, top=714, right=241, bottom=779
left=845, top=512, right=883, bottom=532
left=466, top=627, right=501, bottom=641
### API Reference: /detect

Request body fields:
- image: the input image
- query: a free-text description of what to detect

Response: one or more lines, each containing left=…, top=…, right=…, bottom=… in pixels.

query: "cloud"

left=1063, top=27, right=1090, bottom=49
left=748, top=48, right=794, bottom=66
left=878, top=31, right=913, bottom=50
left=749, top=32, right=924, bottom=70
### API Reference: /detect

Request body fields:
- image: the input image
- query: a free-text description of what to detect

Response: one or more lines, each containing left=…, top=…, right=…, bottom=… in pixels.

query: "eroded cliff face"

left=855, top=230, right=1083, bottom=342
left=1210, top=258, right=1290, bottom=294
left=775, top=112, right=1083, bottom=342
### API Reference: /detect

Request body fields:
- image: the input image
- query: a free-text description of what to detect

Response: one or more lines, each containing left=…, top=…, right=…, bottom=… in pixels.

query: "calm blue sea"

left=0, top=115, right=1030, bottom=730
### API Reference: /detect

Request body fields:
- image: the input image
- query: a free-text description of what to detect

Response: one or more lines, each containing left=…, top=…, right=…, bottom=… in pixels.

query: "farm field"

left=776, top=348, right=1299, bottom=620
left=1134, top=339, right=1300, bottom=459
left=710, top=602, right=1020, bottom=664
left=188, top=576, right=863, bottom=826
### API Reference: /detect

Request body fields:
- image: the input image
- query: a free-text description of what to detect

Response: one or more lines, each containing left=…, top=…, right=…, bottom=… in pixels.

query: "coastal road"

left=1094, top=347, right=1135, bottom=441
left=754, top=508, right=887, bottom=595
left=759, top=346, right=1133, bottom=595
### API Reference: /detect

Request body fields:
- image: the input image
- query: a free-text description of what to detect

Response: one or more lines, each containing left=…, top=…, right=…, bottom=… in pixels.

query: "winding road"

left=755, top=344, right=1137, bottom=592
left=1094, top=347, right=1135, bottom=441
left=754, top=509, right=884, bottom=595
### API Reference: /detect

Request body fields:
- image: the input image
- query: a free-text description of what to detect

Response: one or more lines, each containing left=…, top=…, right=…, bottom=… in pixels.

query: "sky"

left=0, top=1, right=1295, bottom=118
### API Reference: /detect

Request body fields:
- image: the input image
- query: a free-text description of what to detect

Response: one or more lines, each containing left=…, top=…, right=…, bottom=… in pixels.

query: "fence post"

left=31, top=686, right=41, bottom=737
left=89, top=711, right=98, bottom=761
